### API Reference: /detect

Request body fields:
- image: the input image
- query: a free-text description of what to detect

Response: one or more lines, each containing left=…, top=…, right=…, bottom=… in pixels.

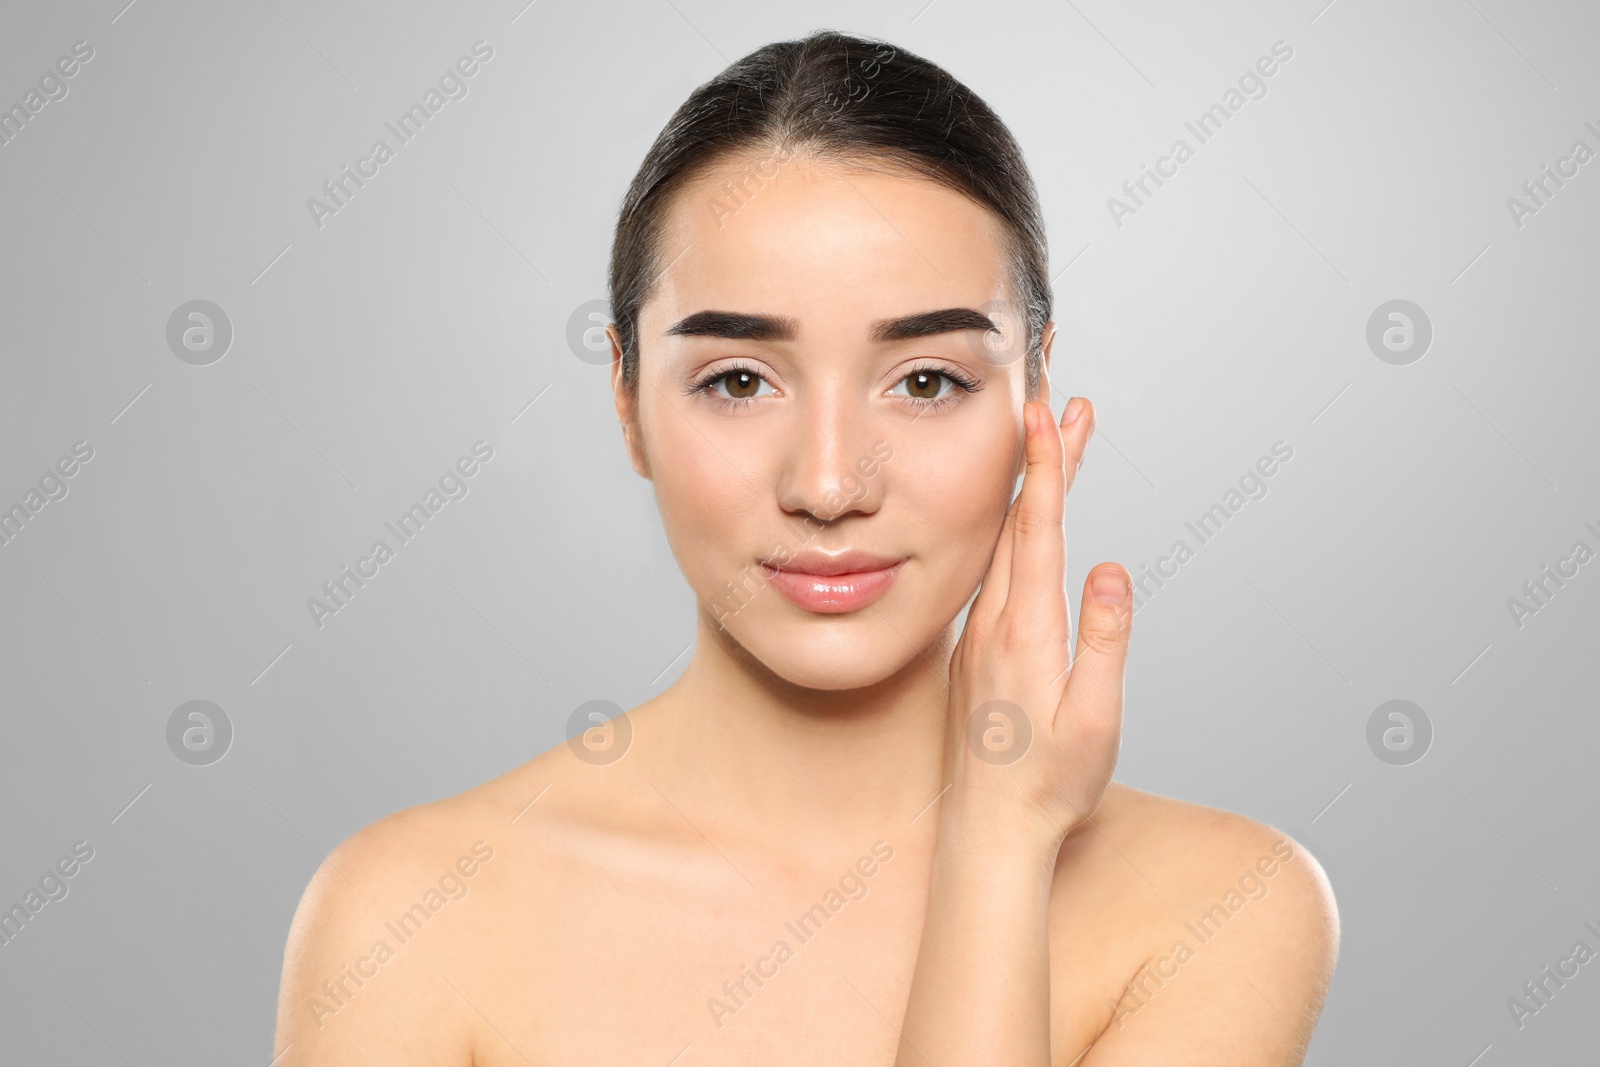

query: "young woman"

left=275, top=29, right=1337, bottom=1065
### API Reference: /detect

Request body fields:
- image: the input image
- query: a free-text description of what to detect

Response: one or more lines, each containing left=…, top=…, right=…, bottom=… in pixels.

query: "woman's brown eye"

left=904, top=372, right=944, bottom=400
left=725, top=371, right=761, bottom=399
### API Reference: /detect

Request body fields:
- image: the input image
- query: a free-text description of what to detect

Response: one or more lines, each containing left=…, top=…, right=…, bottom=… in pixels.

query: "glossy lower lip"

left=760, top=560, right=906, bottom=614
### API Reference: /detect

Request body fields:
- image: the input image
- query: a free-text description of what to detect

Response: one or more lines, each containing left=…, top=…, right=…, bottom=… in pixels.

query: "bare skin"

left=273, top=155, right=1338, bottom=1065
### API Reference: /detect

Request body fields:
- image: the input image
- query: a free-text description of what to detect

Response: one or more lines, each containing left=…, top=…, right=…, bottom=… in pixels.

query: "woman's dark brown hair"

left=608, top=28, right=1052, bottom=398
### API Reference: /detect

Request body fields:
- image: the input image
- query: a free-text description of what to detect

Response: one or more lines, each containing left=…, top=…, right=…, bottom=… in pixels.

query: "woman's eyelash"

left=888, top=366, right=982, bottom=414
left=688, top=362, right=768, bottom=403
left=904, top=365, right=981, bottom=396
left=688, top=363, right=982, bottom=410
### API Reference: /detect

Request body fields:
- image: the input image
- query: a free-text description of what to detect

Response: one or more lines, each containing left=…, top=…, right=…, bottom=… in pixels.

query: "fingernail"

left=1091, top=569, right=1129, bottom=606
left=1064, top=397, right=1082, bottom=425
left=1024, top=403, right=1038, bottom=435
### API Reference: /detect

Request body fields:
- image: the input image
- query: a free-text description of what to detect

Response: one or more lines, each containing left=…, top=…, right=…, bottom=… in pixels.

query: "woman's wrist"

left=931, top=801, right=1066, bottom=875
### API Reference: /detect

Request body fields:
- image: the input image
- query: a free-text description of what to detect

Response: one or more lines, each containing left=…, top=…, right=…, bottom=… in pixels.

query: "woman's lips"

left=759, top=560, right=906, bottom=614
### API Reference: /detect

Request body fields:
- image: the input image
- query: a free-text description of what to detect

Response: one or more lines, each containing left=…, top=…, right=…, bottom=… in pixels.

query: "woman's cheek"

left=654, top=433, right=774, bottom=599
left=904, top=439, right=1012, bottom=595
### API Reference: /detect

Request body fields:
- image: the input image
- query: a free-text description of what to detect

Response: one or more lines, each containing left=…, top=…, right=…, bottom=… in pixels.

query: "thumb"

left=1058, top=563, right=1132, bottom=737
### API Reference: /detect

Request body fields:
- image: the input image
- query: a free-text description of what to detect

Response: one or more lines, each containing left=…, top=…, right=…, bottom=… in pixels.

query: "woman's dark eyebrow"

left=664, top=311, right=799, bottom=341
left=663, top=308, right=998, bottom=342
left=869, top=307, right=998, bottom=342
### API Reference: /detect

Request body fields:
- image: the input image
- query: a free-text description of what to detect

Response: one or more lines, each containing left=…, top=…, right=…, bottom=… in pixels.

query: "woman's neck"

left=641, top=611, right=958, bottom=857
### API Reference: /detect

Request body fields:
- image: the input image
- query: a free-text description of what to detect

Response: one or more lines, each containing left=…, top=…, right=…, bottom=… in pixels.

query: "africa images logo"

left=305, top=41, right=494, bottom=229
left=1106, top=40, right=1295, bottom=228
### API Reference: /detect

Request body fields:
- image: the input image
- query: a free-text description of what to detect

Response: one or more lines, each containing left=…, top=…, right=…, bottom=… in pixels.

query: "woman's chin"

left=726, top=619, right=938, bottom=693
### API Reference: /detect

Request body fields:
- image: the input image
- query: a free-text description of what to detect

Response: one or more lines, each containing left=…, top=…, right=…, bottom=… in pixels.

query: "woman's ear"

left=1037, top=320, right=1056, bottom=407
left=1012, top=320, right=1058, bottom=486
left=608, top=324, right=651, bottom=480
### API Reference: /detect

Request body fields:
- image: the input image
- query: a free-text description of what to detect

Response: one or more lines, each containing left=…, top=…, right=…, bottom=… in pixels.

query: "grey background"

left=1, top=0, right=1596, bottom=1062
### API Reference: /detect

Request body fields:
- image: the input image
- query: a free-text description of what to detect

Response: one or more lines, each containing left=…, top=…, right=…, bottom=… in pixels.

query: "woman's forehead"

left=648, top=158, right=1012, bottom=330
left=666, top=154, right=1006, bottom=256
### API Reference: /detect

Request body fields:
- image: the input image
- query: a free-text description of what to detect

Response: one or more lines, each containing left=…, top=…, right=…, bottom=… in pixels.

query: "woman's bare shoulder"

left=271, top=746, right=589, bottom=1061
left=1051, top=780, right=1340, bottom=1056
left=1070, top=781, right=1338, bottom=927
left=297, top=750, right=554, bottom=877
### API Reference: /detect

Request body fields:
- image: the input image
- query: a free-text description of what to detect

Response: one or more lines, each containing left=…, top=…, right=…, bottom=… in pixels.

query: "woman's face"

left=612, top=153, right=1053, bottom=691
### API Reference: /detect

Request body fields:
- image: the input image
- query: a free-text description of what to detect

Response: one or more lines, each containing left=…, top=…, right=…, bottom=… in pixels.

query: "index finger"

left=969, top=397, right=1095, bottom=633
left=1002, top=399, right=1068, bottom=632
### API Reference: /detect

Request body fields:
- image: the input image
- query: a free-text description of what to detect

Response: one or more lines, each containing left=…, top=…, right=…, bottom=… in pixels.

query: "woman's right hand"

left=937, top=395, right=1132, bottom=863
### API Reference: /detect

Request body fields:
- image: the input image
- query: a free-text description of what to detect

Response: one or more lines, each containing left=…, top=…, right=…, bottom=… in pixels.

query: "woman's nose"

left=772, top=400, right=887, bottom=522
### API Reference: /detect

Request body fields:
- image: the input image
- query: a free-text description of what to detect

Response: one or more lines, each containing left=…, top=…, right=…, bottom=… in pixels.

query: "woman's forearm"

left=895, top=833, right=1060, bottom=1065
left=895, top=395, right=1125, bottom=1062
